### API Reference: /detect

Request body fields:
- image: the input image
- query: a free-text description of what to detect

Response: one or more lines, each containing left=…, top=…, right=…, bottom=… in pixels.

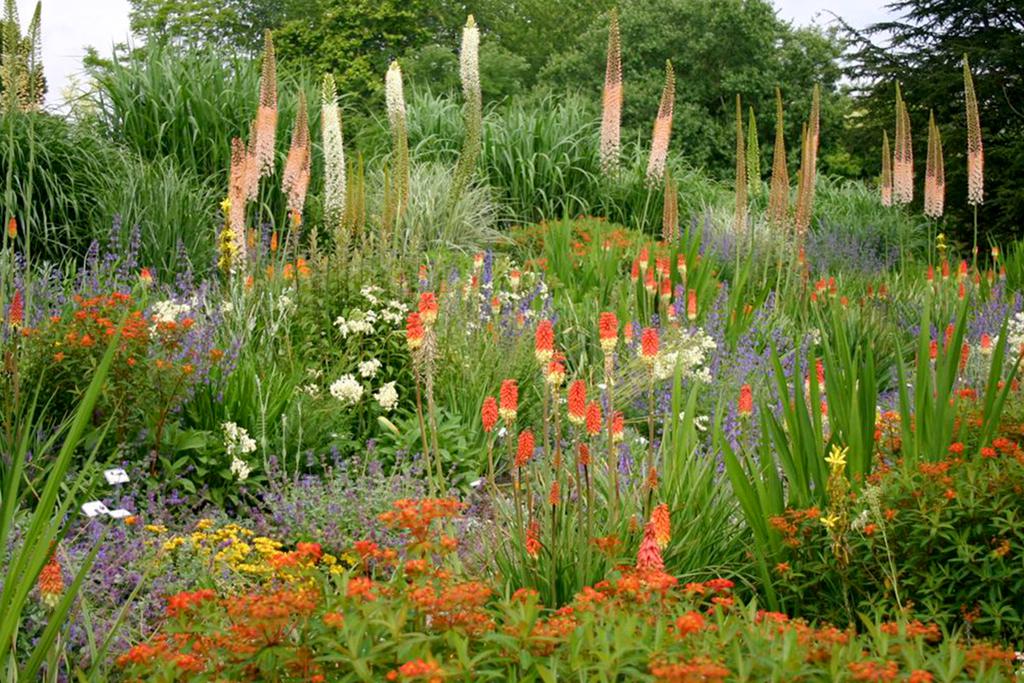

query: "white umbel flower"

left=330, top=375, right=364, bottom=405
left=222, top=422, right=257, bottom=457
left=230, top=457, right=252, bottom=481
left=374, top=381, right=399, bottom=412
left=359, top=358, right=382, bottom=379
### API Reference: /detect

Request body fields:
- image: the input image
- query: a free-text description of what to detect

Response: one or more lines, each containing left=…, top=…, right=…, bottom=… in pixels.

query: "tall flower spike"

left=282, top=92, right=311, bottom=222
left=767, top=88, right=789, bottom=228
left=963, top=55, right=983, bottom=205
left=321, top=74, right=347, bottom=229
left=924, top=111, right=945, bottom=219
left=733, top=94, right=747, bottom=236
left=449, top=15, right=482, bottom=209
left=226, top=137, right=249, bottom=266
left=645, top=60, right=675, bottom=184
left=794, top=85, right=820, bottom=239
left=746, top=106, right=761, bottom=199
left=600, top=8, right=623, bottom=173
left=253, top=30, right=278, bottom=179
left=893, top=83, right=913, bottom=206
left=880, top=130, right=893, bottom=207
left=662, top=169, right=678, bottom=242
left=385, top=61, right=411, bottom=216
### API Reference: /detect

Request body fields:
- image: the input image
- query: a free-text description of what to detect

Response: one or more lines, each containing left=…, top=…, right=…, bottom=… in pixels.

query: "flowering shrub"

left=18, top=292, right=219, bottom=446
left=116, top=498, right=1018, bottom=682
left=773, top=438, right=1024, bottom=640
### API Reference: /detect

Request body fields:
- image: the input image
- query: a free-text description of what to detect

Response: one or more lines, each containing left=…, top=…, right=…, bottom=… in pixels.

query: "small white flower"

left=359, top=358, right=382, bottom=379
left=222, top=422, right=256, bottom=457
left=330, top=375, right=364, bottom=405
left=374, top=381, right=399, bottom=412
left=230, top=457, right=251, bottom=481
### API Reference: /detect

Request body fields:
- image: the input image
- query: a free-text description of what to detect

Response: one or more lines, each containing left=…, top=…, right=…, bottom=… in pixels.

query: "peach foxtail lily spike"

left=645, top=61, right=675, bottom=184
left=600, top=8, right=623, bottom=173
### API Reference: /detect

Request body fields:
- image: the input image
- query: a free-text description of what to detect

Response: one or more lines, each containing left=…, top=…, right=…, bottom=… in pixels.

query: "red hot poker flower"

left=499, top=379, right=518, bottom=423
left=738, top=384, right=753, bottom=417
left=611, top=411, right=624, bottom=442
left=687, top=289, right=697, bottom=321
left=567, top=380, right=587, bottom=425
left=417, top=292, right=438, bottom=325
left=405, top=312, right=424, bottom=351
left=516, top=429, right=535, bottom=468
left=534, top=319, right=554, bottom=363
left=640, top=327, right=659, bottom=364
left=481, top=396, right=498, bottom=433
left=585, top=401, right=602, bottom=436
left=651, top=503, right=671, bottom=548
left=8, top=289, right=23, bottom=328
left=598, top=312, right=618, bottom=352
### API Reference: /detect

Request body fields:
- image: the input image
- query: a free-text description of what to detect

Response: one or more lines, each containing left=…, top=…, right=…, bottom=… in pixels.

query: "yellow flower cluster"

left=146, top=518, right=345, bottom=580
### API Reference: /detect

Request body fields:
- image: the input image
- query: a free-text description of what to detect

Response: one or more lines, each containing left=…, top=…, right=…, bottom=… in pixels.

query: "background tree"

left=539, top=0, right=845, bottom=178
left=841, top=0, right=1024, bottom=244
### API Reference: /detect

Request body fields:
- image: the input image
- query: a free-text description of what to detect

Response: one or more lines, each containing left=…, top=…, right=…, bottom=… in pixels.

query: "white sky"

left=17, top=0, right=895, bottom=108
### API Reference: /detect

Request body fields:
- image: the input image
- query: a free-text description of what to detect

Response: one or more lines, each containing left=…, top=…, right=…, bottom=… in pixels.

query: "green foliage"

left=0, top=325, right=117, bottom=679
left=128, top=0, right=299, bottom=53
left=274, top=0, right=435, bottom=105
left=0, top=111, right=216, bottom=267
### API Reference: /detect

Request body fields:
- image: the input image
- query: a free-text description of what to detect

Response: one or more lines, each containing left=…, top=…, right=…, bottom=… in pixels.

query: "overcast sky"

left=18, top=0, right=896, bottom=108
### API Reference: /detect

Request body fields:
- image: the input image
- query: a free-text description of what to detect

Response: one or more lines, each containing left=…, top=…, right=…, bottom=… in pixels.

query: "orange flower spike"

left=417, top=292, right=438, bottom=326
left=515, top=429, right=535, bottom=468
left=738, top=384, right=753, bottom=417
left=651, top=503, right=671, bottom=548
left=534, top=319, right=554, bottom=364
left=499, top=379, right=518, bottom=423
left=405, top=312, right=425, bottom=351
left=643, top=269, right=656, bottom=295
left=640, top=327, right=659, bottom=364
left=548, top=481, right=560, bottom=506
left=8, top=289, right=23, bottom=328
left=630, top=259, right=640, bottom=283
left=270, top=230, right=279, bottom=252
left=578, top=443, right=591, bottom=466
left=525, top=519, right=541, bottom=559
left=37, top=548, right=64, bottom=608
left=636, top=522, right=664, bottom=572
left=6, top=216, right=15, bottom=239
left=481, top=396, right=498, bottom=433
left=567, top=380, right=587, bottom=426
left=585, top=401, right=602, bottom=436
left=687, top=289, right=698, bottom=321
left=598, top=311, right=618, bottom=352
left=545, top=360, right=565, bottom=387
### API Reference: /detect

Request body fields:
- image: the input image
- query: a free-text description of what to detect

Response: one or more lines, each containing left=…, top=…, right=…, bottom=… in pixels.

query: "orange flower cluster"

left=649, top=657, right=730, bottom=683
left=879, top=620, right=941, bottom=642
left=408, top=580, right=494, bottom=636
left=378, top=498, right=466, bottom=550
left=769, top=507, right=820, bottom=548
left=848, top=660, right=900, bottom=682
left=387, top=658, right=445, bottom=682
left=166, top=589, right=217, bottom=617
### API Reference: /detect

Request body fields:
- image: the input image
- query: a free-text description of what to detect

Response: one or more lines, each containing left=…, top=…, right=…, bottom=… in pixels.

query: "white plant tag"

left=82, top=501, right=110, bottom=517
left=107, top=509, right=133, bottom=519
left=104, top=468, right=130, bottom=485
